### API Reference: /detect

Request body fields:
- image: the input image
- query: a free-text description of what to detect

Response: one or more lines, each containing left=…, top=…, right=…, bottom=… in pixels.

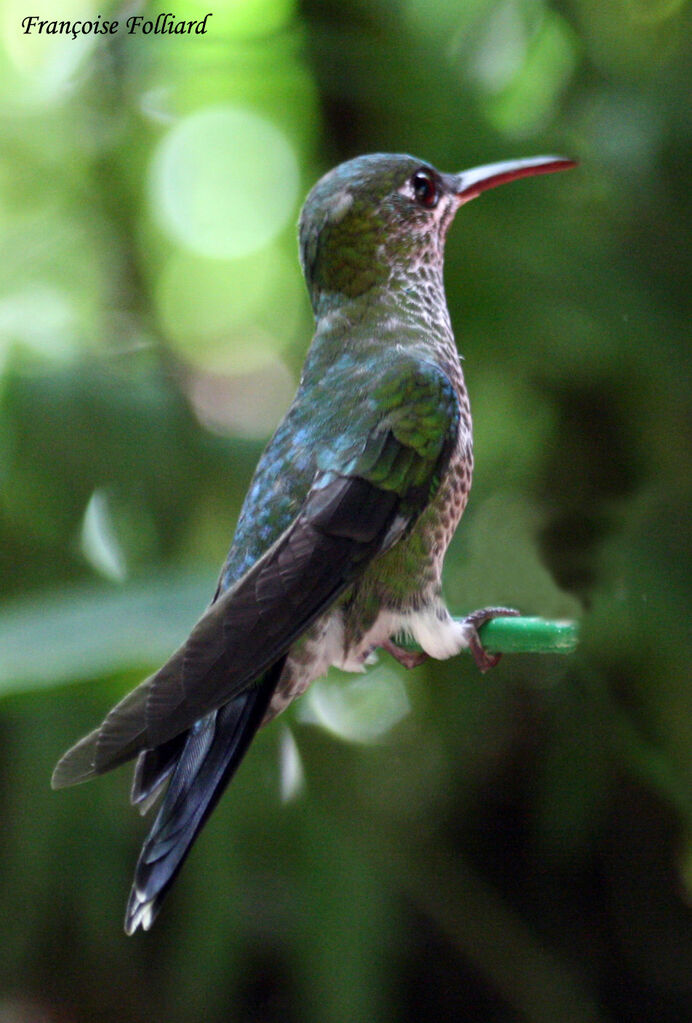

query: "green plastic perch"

left=475, top=616, right=579, bottom=655
left=398, top=615, right=579, bottom=658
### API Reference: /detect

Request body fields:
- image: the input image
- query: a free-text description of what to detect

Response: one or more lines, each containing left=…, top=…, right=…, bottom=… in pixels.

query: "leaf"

left=0, top=573, right=211, bottom=696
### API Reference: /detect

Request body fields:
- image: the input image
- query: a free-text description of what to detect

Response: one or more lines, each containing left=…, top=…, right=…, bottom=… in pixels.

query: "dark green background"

left=1, top=0, right=691, bottom=1020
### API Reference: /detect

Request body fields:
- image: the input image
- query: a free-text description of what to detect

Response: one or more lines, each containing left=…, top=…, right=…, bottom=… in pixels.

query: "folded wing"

left=52, top=358, right=459, bottom=790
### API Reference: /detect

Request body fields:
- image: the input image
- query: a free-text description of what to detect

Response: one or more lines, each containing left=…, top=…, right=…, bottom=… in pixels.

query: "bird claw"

left=382, top=638, right=429, bottom=670
left=462, top=606, right=520, bottom=673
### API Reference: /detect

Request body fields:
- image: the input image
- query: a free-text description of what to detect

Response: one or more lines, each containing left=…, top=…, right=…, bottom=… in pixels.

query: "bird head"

left=299, top=152, right=575, bottom=314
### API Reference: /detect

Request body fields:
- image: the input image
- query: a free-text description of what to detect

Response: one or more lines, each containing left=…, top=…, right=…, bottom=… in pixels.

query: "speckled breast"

left=432, top=352, right=473, bottom=553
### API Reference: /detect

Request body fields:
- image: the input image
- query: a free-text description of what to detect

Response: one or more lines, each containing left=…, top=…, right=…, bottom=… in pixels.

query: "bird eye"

left=411, top=169, right=439, bottom=209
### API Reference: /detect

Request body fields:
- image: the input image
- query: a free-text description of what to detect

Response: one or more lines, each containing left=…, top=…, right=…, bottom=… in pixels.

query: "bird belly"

left=265, top=606, right=406, bottom=721
left=265, top=609, right=347, bottom=720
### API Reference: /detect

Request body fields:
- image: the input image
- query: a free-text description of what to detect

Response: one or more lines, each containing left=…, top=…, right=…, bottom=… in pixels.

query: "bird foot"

left=382, top=638, right=429, bottom=670
left=462, top=606, right=520, bottom=673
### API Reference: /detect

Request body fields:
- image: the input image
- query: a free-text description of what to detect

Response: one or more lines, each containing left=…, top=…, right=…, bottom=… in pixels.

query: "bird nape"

left=52, top=151, right=576, bottom=933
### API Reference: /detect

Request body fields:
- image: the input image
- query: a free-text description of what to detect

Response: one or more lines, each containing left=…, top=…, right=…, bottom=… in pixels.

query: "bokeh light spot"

left=156, top=245, right=305, bottom=371
left=150, top=106, right=300, bottom=259
left=471, top=5, right=578, bottom=135
left=80, top=490, right=128, bottom=583
left=3, top=0, right=98, bottom=105
left=209, top=0, right=296, bottom=39
left=279, top=726, right=305, bottom=803
left=300, top=667, right=411, bottom=744
left=0, top=285, right=79, bottom=368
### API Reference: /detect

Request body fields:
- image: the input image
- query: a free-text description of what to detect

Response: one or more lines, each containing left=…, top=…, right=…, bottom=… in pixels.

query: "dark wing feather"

left=52, top=474, right=400, bottom=788
left=131, top=733, right=186, bottom=811
left=143, top=475, right=399, bottom=747
left=124, top=659, right=283, bottom=933
left=52, top=358, right=459, bottom=791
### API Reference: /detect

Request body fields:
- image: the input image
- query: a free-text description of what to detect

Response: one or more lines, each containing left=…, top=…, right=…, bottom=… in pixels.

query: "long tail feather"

left=124, top=660, right=282, bottom=934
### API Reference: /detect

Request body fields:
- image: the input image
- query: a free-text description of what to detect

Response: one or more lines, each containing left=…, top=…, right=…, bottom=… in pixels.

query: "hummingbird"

left=52, top=151, right=575, bottom=933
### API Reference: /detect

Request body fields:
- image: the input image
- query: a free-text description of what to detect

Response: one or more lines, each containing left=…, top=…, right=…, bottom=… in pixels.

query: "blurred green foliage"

left=1, top=0, right=691, bottom=1020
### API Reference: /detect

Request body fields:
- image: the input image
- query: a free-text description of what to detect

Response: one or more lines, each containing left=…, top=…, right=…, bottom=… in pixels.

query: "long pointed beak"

left=455, top=155, right=576, bottom=204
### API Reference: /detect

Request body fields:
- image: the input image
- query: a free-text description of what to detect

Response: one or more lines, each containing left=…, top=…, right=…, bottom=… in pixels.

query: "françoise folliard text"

left=21, top=12, right=213, bottom=38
